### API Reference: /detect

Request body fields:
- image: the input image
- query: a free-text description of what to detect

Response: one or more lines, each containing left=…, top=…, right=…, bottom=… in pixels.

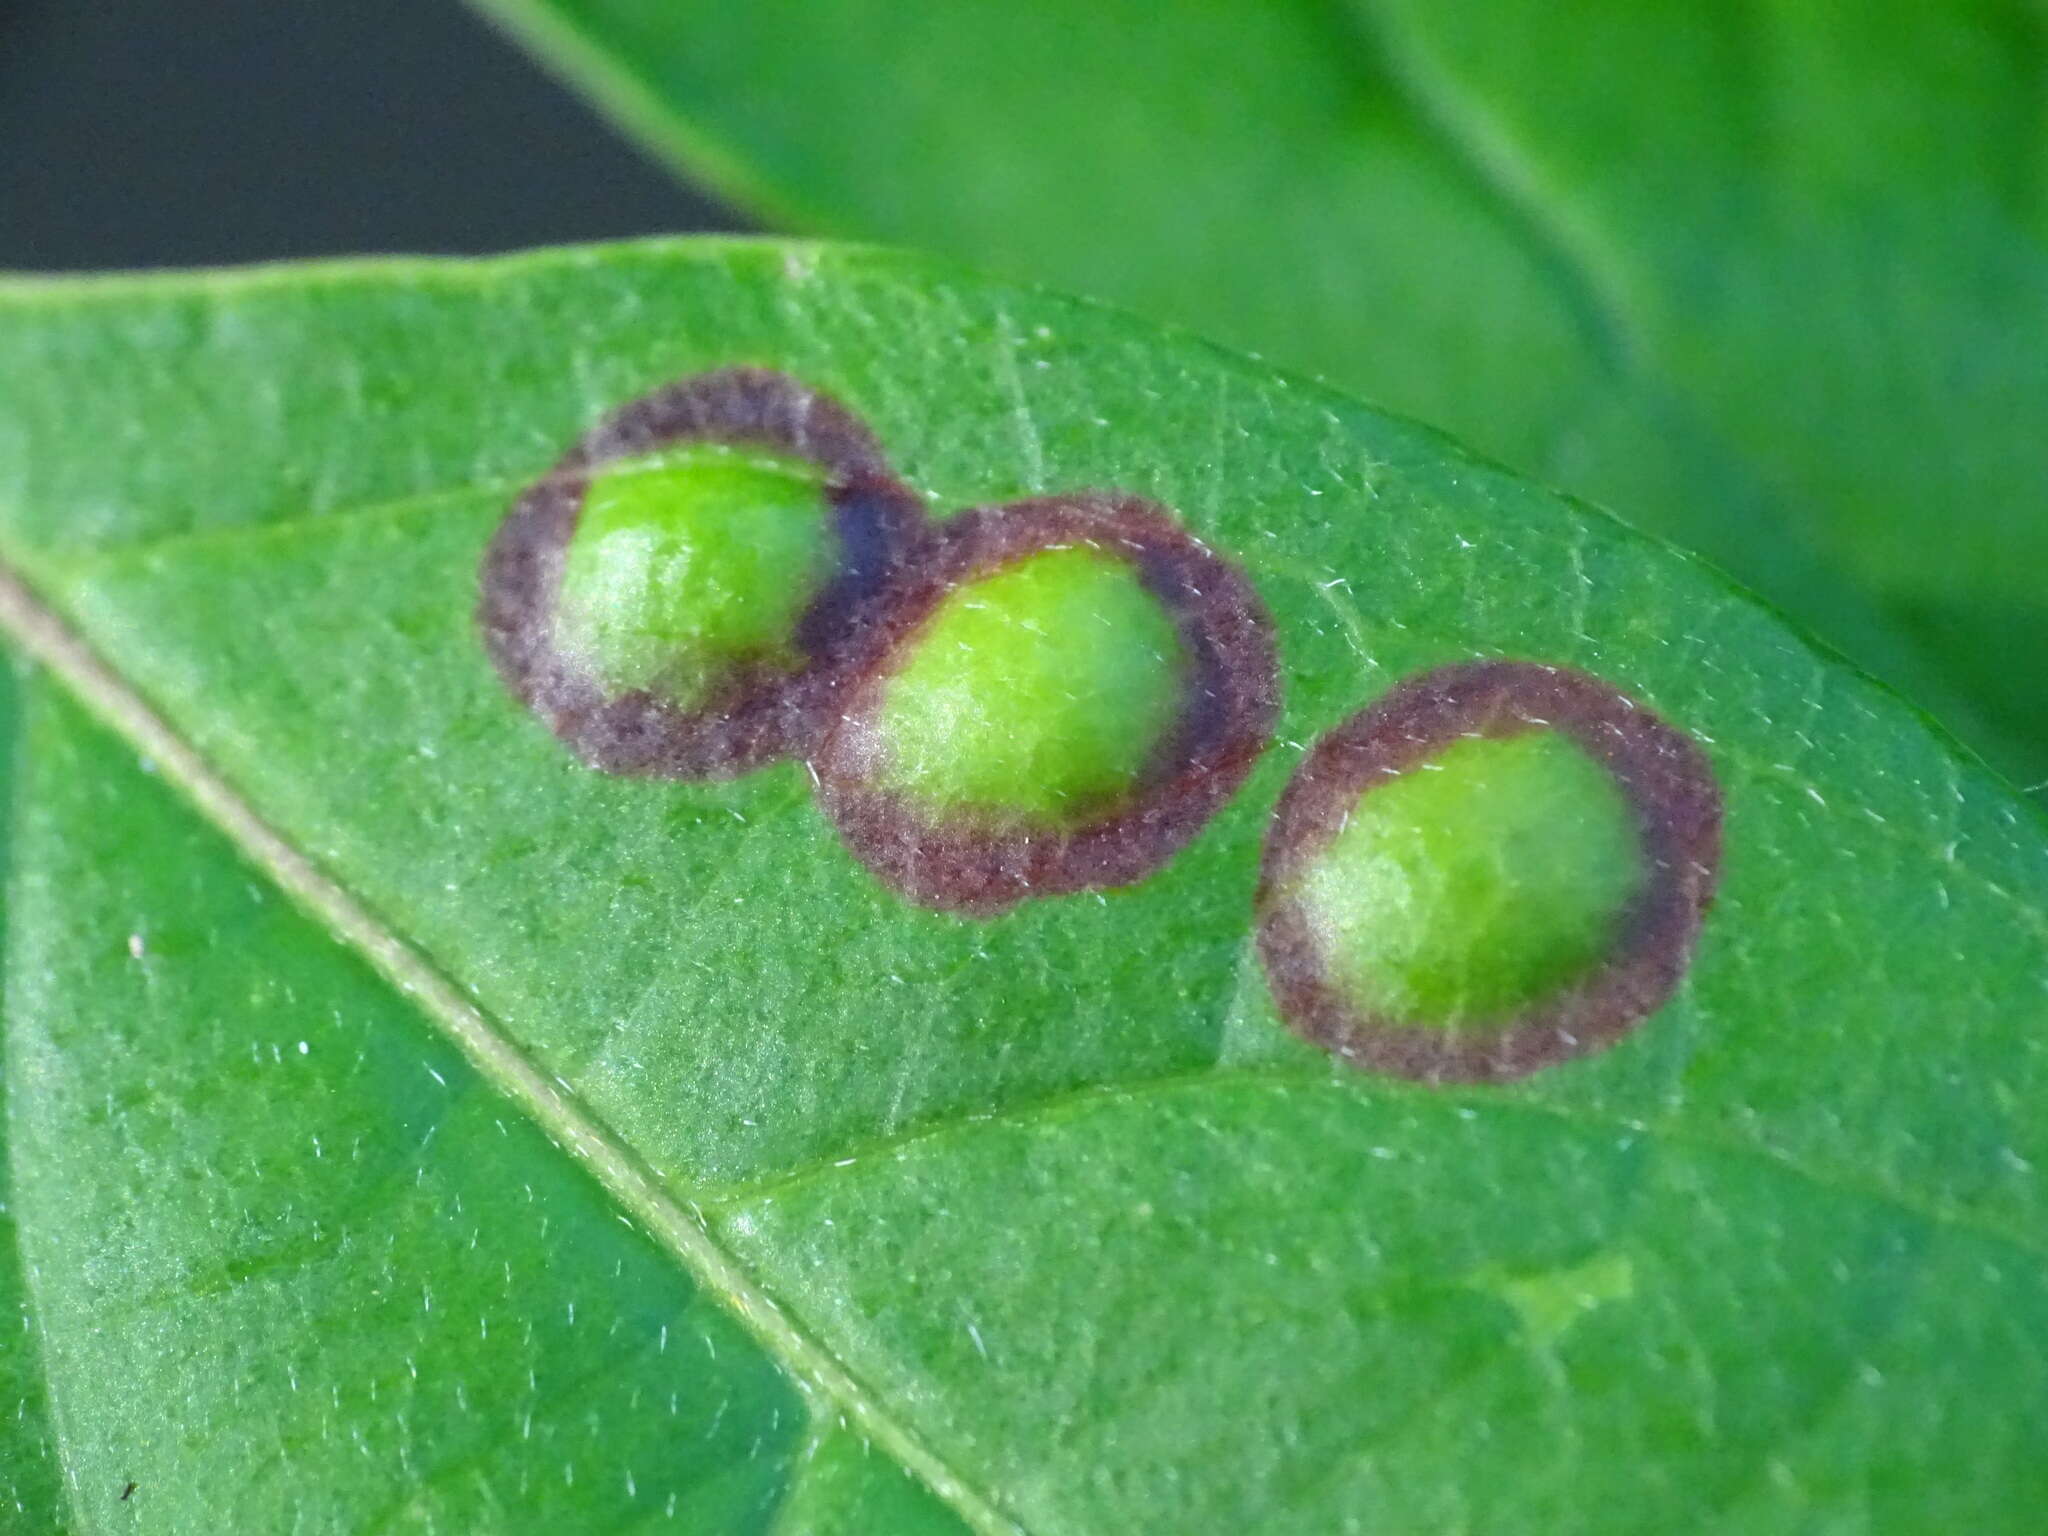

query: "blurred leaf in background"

left=472, top=0, right=2048, bottom=786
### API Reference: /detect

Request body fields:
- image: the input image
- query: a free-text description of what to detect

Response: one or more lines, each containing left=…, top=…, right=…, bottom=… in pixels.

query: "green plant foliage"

left=4, top=684, right=846, bottom=1533
left=0, top=240, right=2044, bottom=1532
left=471, top=0, right=2048, bottom=785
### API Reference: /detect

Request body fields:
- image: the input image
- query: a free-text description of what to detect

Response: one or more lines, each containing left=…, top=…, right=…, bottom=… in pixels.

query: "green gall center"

left=867, top=545, right=1186, bottom=826
left=1291, top=729, right=1645, bottom=1028
left=553, top=443, right=835, bottom=708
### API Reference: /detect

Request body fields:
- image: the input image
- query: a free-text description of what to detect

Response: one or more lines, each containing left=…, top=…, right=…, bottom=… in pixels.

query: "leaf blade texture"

left=0, top=240, right=2044, bottom=1531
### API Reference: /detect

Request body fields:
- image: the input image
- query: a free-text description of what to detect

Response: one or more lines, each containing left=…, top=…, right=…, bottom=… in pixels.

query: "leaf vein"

left=0, top=563, right=1022, bottom=1536
left=712, top=1061, right=2048, bottom=1272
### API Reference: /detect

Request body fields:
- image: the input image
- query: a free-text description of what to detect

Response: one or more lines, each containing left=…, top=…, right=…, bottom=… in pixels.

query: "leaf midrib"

left=7, top=439, right=2046, bottom=1535
left=24, top=452, right=2048, bottom=1233
left=9, top=521, right=2048, bottom=1536
left=0, top=562, right=1021, bottom=1536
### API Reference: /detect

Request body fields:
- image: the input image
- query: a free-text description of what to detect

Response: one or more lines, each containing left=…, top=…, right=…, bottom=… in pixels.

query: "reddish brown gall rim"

left=476, top=368, right=926, bottom=777
left=1256, top=660, right=1724, bottom=1084
left=813, top=492, right=1281, bottom=916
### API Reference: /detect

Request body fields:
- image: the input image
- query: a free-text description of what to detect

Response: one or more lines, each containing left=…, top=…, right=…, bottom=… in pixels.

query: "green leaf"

left=471, top=0, right=2048, bottom=785
left=1, top=239, right=2045, bottom=1532
left=3, top=682, right=853, bottom=1532
left=0, top=664, right=69, bottom=1527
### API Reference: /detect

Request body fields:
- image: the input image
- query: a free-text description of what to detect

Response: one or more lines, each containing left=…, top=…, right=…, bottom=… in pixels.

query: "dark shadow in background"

left=0, top=0, right=740, bottom=271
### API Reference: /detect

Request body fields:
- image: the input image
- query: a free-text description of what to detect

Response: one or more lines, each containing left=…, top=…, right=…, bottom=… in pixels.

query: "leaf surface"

left=0, top=664, right=68, bottom=1527
left=473, top=0, right=2048, bottom=783
left=5, top=682, right=833, bottom=1532
left=0, top=240, right=2045, bottom=1531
